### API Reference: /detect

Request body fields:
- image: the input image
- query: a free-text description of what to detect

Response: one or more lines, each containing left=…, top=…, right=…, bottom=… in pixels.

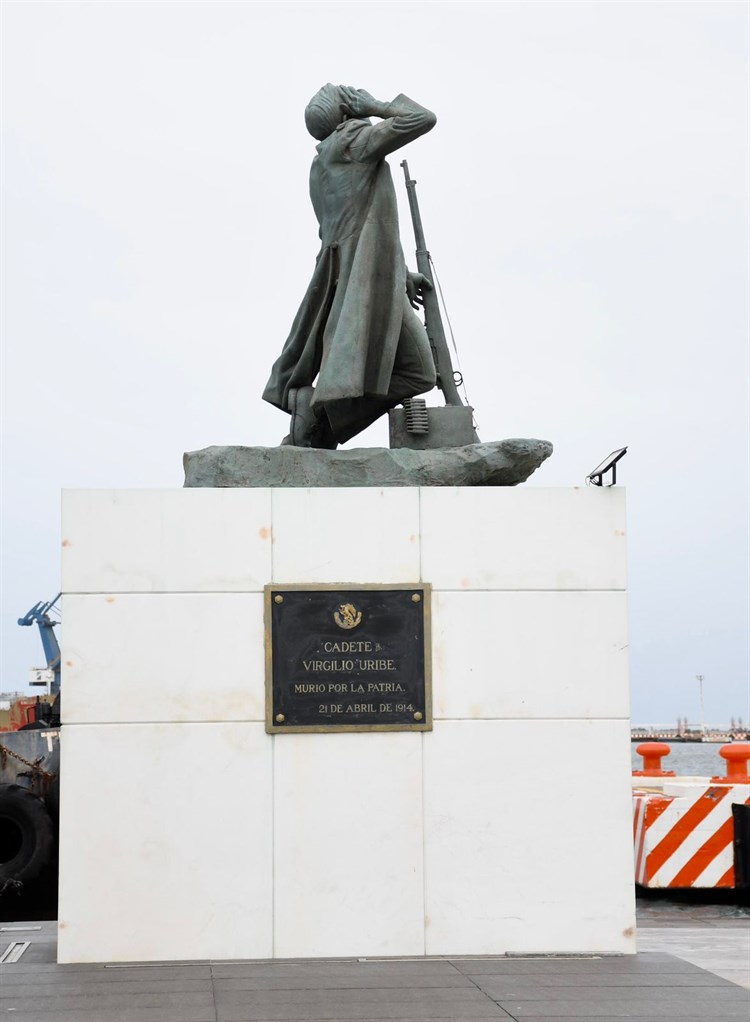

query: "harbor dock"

left=1, top=899, right=747, bottom=1020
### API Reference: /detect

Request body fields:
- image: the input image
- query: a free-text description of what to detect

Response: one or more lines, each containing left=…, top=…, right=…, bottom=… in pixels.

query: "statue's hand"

left=339, top=86, right=385, bottom=119
left=406, top=271, right=433, bottom=310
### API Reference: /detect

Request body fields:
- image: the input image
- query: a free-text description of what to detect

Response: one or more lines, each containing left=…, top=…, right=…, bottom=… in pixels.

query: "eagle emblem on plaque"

left=334, top=603, right=363, bottom=630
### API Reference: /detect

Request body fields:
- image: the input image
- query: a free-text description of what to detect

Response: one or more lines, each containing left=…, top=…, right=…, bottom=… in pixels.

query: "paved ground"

left=636, top=891, right=750, bottom=929
left=1, top=915, right=749, bottom=1022
left=636, top=895, right=750, bottom=991
left=638, top=926, right=750, bottom=990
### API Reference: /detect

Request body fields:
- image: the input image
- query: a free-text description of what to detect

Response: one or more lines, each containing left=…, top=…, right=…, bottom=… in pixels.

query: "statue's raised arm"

left=338, top=87, right=437, bottom=162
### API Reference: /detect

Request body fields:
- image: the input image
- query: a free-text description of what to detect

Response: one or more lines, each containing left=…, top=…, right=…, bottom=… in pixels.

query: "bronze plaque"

left=265, top=584, right=431, bottom=733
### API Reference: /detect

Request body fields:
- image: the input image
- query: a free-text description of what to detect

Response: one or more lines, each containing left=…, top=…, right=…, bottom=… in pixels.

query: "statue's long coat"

left=263, top=95, right=436, bottom=412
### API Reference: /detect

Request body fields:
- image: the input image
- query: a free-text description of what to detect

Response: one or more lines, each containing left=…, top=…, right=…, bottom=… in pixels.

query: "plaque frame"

left=264, top=582, right=432, bottom=734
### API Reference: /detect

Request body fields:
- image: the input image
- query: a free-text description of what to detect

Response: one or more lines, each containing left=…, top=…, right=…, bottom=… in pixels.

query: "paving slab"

left=5, top=990, right=216, bottom=1009
left=214, top=987, right=497, bottom=1007
left=0, top=1010, right=218, bottom=1022
left=468, top=972, right=737, bottom=993
left=489, top=988, right=746, bottom=1007
left=458, top=957, right=702, bottom=975
left=215, top=1006, right=509, bottom=1021
left=210, top=961, right=464, bottom=981
left=0, top=977, right=214, bottom=997
left=491, top=1008, right=748, bottom=1020
left=0, top=963, right=214, bottom=981
left=212, top=972, right=474, bottom=989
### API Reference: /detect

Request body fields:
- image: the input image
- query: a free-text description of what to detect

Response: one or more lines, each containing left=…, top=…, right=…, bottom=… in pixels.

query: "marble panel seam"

left=428, top=587, right=627, bottom=593
left=432, top=714, right=632, bottom=720
left=62, top=719, right=267, bottom=726
left=61, top=589, right=268, bottom=595
left=60, top=722, right=270, bottom=729
left=271, top=723, right=277, bottom=959
left=429, top=716, right=630, bottom=723
left=61, top=587, right=628, bottom=594
left=60, top=717, right=631, bottom=726
left=269, top=490, right=278, bottom=583
left=417, top=488, right=424, bottom=583
left=420, top=730, right=427, bottom=956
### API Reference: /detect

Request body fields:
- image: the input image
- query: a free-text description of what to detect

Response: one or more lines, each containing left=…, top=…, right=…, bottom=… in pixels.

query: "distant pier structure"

left=631, top=718, right=747, bottom=742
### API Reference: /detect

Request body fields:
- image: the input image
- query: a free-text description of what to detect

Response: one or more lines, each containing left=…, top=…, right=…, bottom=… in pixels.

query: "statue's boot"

left=288, top=386, right=316, bottom=446
left=287, top=387, right=338, bottom=449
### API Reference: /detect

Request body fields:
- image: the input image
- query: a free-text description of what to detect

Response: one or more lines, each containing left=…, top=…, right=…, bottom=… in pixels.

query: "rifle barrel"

left=400, top=161, right=463, bottom=406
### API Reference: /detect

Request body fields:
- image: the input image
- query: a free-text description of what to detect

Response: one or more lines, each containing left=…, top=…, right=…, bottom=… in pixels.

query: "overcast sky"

left=1, top=0, right=748, bottom=724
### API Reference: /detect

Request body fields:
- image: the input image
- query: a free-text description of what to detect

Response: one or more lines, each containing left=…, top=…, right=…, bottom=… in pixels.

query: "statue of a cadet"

left=263, top=85, right=437, bottom=448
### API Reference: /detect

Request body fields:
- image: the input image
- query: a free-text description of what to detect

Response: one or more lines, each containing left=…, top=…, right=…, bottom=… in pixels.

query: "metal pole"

left=696, top=674, right=705, bottom=738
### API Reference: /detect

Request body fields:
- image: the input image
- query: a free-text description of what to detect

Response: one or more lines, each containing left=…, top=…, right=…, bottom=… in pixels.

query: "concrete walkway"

left=1, top=919, right=749, bottom=1021
left=637, top=927, right=750, bottom=990
left=636, top=891, right=750, bottom=989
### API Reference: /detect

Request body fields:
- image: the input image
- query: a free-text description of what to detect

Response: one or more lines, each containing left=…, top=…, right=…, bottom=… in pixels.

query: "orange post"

left=633, top=742, right=675, bottom=777
left=712, top=743, right=750, bottom=783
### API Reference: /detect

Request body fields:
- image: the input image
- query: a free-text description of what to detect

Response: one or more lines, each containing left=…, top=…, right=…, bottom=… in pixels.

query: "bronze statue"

left=263, top=85, right=437, bottom=448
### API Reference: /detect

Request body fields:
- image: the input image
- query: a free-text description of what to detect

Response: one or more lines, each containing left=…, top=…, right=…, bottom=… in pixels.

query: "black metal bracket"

left=586, top=447, right=628, bottom=487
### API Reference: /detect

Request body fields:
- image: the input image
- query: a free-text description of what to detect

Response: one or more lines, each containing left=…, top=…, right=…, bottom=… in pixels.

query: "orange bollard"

left=711, top=742, right=750, bottom=783
left=633, top=742, right=675, bottom=777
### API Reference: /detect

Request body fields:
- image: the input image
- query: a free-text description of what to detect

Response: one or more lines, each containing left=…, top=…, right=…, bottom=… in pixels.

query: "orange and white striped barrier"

left=632, top=742, right=750, bottom=889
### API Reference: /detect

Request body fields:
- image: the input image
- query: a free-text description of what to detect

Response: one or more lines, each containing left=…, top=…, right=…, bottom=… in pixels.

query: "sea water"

left=630, top=740, right=741, bottom=777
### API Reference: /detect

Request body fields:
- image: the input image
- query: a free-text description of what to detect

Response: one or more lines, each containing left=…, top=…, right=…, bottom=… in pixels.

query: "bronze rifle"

left=401, top=160, right=463, bottom=406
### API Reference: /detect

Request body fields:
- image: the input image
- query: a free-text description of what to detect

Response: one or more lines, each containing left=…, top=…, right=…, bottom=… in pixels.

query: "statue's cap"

left=305, top=83, right=344, bottom=141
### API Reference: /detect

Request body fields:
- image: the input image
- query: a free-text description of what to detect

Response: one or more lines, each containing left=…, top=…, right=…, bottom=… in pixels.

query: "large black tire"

left=0, top=784, right=54, bottom=885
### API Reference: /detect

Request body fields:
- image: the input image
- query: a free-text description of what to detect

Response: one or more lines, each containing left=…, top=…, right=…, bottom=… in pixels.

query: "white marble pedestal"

left=57, top=486, right=635, bottom=963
